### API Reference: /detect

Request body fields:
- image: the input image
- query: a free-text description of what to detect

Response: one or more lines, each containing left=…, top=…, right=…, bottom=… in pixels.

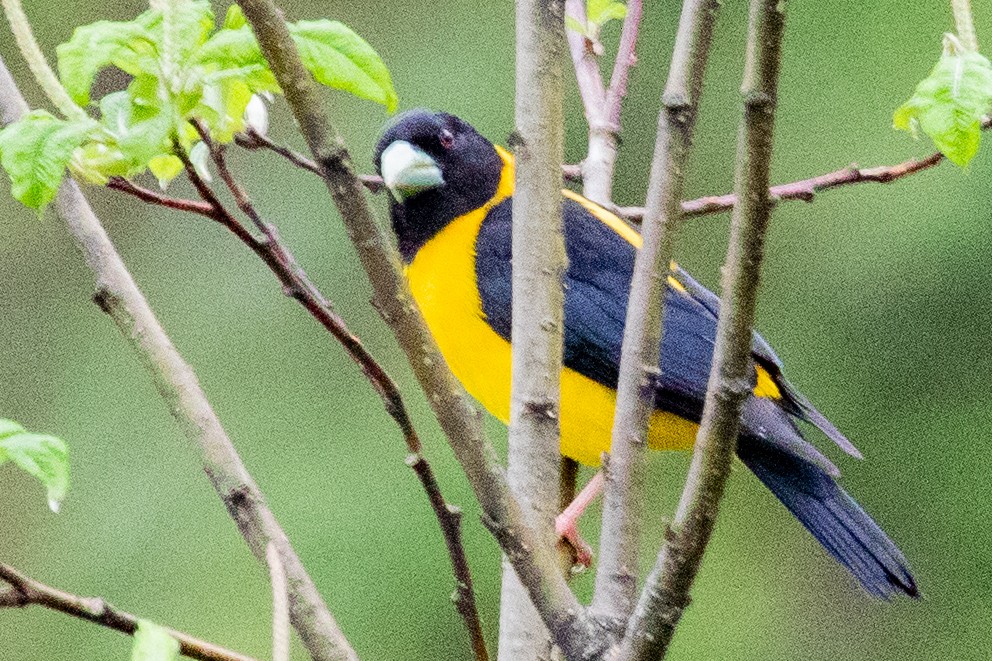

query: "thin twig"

left=952, top=0, right=978, bottom=52
left=182, top=120, right=489, bottom=661
left=0, top=55, right=359, bottom=661
left=236, top=1, right=606, bottom=658
left=235, top=129, right=384, bottom=192
left=106, top=177, right=217, bottom=218
left=593, top=0, right=719, bottom=628
left=499, top=0, right=568, bottom=657
left=618, top=1, right=788, bottom=658
left=0, top=563, right=259, bottom=661
left=613, top=143, right=974, bottom=221
left=604, top=0, right=643, bottom=128
left=266, top=543, right=291, bottom=661
left=565, top=0, right=643, bottom=204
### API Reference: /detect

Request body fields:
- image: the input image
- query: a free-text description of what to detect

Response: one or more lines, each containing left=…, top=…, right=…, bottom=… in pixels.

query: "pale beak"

left=379, top=140, right=444, bottom=201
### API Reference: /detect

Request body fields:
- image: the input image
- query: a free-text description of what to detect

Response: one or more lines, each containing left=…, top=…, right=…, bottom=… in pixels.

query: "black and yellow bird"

left=374, top=109, right=918, bottom=599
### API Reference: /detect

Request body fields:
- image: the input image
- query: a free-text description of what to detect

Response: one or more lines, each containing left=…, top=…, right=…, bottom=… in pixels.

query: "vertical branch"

left=0, top=55, right=358, bottom=661
left=604, top=0, right=643, bottom=128
left=592, top=0, right=719, bottom=627
left=235, top=3, right=608, bottom=659
left=951, top=0, right=978, bottom=51
left=564, top=0, right=643, bottom=205
left=618, top=1, right=787, bottom=658
left=499, top=0, right=567, bottom=658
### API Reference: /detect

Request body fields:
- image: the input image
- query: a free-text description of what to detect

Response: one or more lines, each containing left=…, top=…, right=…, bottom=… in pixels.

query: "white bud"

left=244, top=94, right=269, bottom=137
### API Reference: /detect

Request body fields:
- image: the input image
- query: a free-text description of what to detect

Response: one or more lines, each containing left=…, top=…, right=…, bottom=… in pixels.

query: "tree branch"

left=235, top=3, right=606, bottom=658
left=618, top=1, right=787, bottom=658
left=106, top=177, right=218, bottom=218
left=593, top=0, right=719, bottom=628
left=235, top=128, right=386, bottom=193
left=0, top=55, right=359, bottom=661
left=605, top=0, right=643, bottom=129
left=564, top=0, right=643, bottom=205
left=181, top=122, right=489, bottom=661
left=612, top=135, right=984, bottom=221
left=0, top=563, right=259, bottom=661
left=266, top=543, right=291, bottom=661
left=499, top=0, right=568, bottom=657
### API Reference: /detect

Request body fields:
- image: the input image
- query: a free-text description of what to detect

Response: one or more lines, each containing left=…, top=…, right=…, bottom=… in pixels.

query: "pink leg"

left=555, top=471, right=604, bottom=567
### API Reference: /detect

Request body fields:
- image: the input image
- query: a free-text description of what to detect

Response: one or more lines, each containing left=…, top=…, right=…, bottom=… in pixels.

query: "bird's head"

left=374, top=110, right=505, bottom=260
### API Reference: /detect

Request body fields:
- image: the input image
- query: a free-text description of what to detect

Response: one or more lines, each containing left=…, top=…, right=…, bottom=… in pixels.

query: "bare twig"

left=236, top=1, right=607, bottom=657
left=565, top=0, right=643, bottom=204
left=499, top=0, right=568, bottom=657
left=235, top=129, right=384, bottom=192
left=0, top=563, right=259, bottom=661
left=605, top=0, right=643, bottom=128
left=178, top=124, right=489, bottom=661
left=618, top=1, right=788, bottom=658
left=593, top=0, right=719, bottom=628
left=613, top=141, right=979, bottom=221
left=266, top=544, right=291, bottom=661
left=106, top=177, right=217, bottom=218
left=0, top=55, right=358, bottom=661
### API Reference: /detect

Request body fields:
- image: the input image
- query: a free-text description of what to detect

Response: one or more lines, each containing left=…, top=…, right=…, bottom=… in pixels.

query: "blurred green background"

left=2, top=1, right=991, bottom=659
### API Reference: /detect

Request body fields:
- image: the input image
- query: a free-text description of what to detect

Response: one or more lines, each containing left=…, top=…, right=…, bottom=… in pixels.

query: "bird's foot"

left=555, top=514, right=594, bottom=569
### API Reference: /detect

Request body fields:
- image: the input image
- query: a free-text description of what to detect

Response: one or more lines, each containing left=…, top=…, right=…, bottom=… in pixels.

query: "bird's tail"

left=736, top=432, right=919, bottom=599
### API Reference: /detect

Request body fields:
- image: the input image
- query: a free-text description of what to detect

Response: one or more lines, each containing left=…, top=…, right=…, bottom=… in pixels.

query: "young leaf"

left=56, top=19, right=157, bottom=106
left=131, top=620, right=180, bottom=661
left=289, top=20, right=398, bottom=113
left=587, top=0, right=627, bottom=27
left=0, top=111, right=95, bottom=210
left=0, top=420, right=69, bottom=513
left=894, top=36, right=992, bottom=168
left=148, top=155, right=184, bottom=188
left=222, top=4, right=247, bottom=30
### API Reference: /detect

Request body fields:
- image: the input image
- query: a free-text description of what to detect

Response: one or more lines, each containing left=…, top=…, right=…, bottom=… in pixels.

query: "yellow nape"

left=406, top=146, right=780, bottom=467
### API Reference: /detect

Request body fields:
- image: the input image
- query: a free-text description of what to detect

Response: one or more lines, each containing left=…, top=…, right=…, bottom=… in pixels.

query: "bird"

left=373, top=109, right=918, bottom=599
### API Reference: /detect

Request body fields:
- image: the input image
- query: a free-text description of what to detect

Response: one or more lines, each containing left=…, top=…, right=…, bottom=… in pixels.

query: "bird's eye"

left=439, top=129, right=454, bottom=149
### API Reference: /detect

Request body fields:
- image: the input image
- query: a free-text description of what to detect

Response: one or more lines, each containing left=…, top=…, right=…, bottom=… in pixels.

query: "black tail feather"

left=737, top=434, right=918, bottom=599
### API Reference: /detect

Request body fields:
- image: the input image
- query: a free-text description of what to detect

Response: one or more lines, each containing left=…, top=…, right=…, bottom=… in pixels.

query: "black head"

left=374, top=110, right=503, bottom=261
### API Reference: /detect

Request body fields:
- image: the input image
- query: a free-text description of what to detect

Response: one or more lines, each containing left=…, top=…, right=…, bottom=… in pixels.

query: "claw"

left=556, top=514, right=594, bottom=568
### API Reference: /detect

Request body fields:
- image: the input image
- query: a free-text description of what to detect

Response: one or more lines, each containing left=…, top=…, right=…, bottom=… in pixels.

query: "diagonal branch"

left=618, top=1, right=788, bottom=658
left=235, top=1, right=608, bottom=658
left=0, top=55, right=358, bottom=661
left=176, top=123, right=489, bottom=661
left=0, top=563, right=259, bottom=661
left=593, top=0, right=720, bottom=628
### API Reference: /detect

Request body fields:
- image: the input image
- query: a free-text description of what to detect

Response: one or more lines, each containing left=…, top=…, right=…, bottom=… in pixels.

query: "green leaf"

left=223, top=5, right=247, bottom=30
left=148, top=154, right=184, bottom=188
left=56, top=19, right=157, bottom=106
left=0, top=419, right=26, bottom=439
left=154, top=0, right=215, bottom=70
left=587, top=0, right=627, bottom=27
left=0, top=420, right=69, bottom=513
left=131, top=620, right=180, bottom=661
left=289, top=20, right=398, bottom=113
left=565, top=15, right=589, bottom=37
left=193, top=27, right=280, bottom=93
left=0, top=111, right=95, bottom=210
left=894, top=37, right=992, bottom=168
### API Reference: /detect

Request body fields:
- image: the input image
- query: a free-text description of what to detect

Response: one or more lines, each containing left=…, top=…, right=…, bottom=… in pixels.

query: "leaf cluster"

left=0, top=3, right=397, bottom=210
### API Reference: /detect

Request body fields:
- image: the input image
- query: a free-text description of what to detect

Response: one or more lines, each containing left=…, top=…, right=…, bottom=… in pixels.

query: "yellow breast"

left=404, top=150, right=701, bottom=466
